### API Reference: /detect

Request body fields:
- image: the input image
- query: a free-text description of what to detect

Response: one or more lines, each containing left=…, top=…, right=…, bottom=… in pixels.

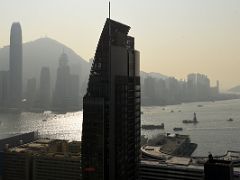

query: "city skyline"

left=1, top=0, right=240, bottom=90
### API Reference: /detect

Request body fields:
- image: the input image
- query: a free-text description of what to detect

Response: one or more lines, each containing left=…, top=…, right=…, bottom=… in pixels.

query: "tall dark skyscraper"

left=81, top=18, right=141, bottom=180
left=8, top=22, right=23, bottom=108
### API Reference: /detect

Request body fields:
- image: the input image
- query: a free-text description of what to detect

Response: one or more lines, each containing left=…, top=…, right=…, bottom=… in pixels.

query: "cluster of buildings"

left=26, top=52, right=81, bottom=112
left=0, top=23, right=81, bottom=113
left=0, top=133, right=81, bottom=180
left=142, top=73, right=220, bottom=106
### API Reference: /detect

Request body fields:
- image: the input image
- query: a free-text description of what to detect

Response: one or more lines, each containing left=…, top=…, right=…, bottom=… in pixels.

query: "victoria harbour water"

left=0, top=99, right=240, bottom=156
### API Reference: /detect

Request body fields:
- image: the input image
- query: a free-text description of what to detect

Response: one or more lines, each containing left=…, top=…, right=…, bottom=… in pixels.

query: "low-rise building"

left=2, top=138, right=81, bottom=180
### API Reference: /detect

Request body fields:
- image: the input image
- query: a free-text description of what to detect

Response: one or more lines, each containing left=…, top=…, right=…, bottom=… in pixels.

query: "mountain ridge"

left=0, top=37, right=90, bottom=91
left=228, top=85, right=240, bottom=93
left=0, top=37, right=168, bottom=92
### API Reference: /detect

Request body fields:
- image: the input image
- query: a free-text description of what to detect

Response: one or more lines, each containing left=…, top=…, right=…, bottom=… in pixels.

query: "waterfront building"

left=0, top=131, right=37, bottom=151
left=38, top=67, right=51, bottom=109
left=141, top=160, right=204, bottom=180
left=8, top=22, right=23, bottom=108
left=143, top=77, right=156, bottom=105
left=81, top=18, right=141, bottom=180
left=52, top=53, right=80, bottom=111
left=52, top=52, right=70, bottom=110
left=187, top=73, right=210, bottom=101
left=25, top=78, right=37, bottom=108
left=68, top=74, right=80, bottom=109
left=0, top=71, right=9, bottom=108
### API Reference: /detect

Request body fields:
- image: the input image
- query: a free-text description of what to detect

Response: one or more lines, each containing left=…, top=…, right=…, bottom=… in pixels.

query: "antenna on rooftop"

left=109, top=1, right=111, bottom=19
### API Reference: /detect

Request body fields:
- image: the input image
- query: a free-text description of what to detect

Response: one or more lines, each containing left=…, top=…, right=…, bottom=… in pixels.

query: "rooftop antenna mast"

left=108, top=1, right=111, bottom=82
left=109, top=1, right=111, bottom=19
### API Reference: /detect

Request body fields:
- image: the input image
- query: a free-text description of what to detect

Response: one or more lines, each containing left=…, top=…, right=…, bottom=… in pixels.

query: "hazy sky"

left=1, top=0, right=240, bottom=90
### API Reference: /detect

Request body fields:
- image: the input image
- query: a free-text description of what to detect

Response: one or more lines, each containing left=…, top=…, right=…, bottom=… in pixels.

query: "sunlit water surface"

left=0, top=99, right=240, bottom=156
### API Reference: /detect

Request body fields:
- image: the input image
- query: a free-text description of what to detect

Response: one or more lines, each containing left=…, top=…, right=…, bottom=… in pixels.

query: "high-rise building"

left=81, top=18, right=141, bottom=180
left=25, top=78, right=37, bottom=108
left=38, top=67, right=51, bottom=109
left=0, top=71, right=9, bottom=108
left=52, top=53, right=71, bottom=110
left=52, top=53, right=80, bottom=111
left=68, top=74, right=80, bottom=109
left=8, top=22, right=23, bottom=108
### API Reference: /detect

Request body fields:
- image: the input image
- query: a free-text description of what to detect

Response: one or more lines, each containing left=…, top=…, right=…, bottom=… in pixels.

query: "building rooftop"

left=142, top=145, right=240, bottom=172
left=7, top=138, right=81, bottom=158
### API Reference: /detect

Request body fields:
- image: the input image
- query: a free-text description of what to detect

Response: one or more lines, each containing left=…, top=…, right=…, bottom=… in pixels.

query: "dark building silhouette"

left=25, top=78, right=36, bottom=108
left=0, top=71, right=9, bottom=108
left=52, top=53, right=80, bottom=111
left=143, top=77, right=157, bottom=105
left=68, top=74, right=80, bottom=109
left=38, top=67, right=51, bottom=109
left=81, top=19, right=141, bottom=180
left=8, top=22, right=23, bottom=108
left=53, top=52, right=70, bottom=110
left=141, top=160, right=204, bottom=180
left=204, top=158, right=234, bottom=180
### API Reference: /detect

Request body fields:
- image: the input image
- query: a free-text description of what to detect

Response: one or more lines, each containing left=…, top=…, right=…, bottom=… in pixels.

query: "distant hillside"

left=0, top=37, right=90, bottom=91
left=228, top=85, right=240, bottom=93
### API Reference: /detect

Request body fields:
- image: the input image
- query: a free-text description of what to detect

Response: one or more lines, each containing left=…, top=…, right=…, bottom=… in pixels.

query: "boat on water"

left=197, top=105, right=203, bottom=107
left=173, top=127, right=183, bottom=131
left=227, top=118, right=233, bottom=122
left=182, top=112, right=198, bottom=124
left=142, top=123, right=164, bottom=130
